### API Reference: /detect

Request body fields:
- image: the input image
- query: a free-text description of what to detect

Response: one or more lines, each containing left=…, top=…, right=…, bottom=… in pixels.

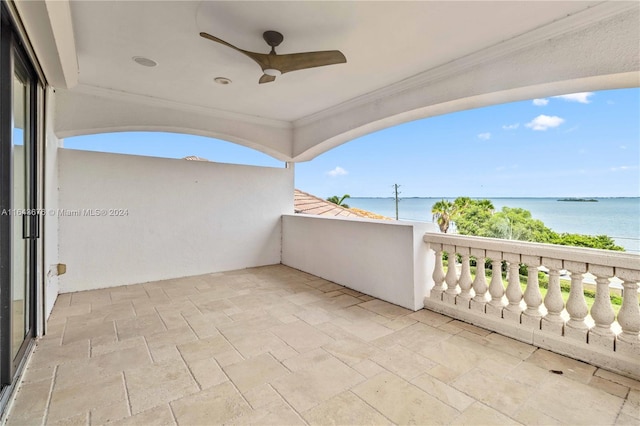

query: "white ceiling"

left=69, top=1, right=602, bottom=122
left=15, top=0, right=638, bottom=160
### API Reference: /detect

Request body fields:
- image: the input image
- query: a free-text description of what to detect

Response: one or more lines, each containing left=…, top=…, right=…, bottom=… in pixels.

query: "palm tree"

left=432, top=197, right=495, bottom=234
left=327, top=194, right=351, bottom=208
left=431, top=199, right=455, bottom=233
left=475, top=198, right=495, bottom=213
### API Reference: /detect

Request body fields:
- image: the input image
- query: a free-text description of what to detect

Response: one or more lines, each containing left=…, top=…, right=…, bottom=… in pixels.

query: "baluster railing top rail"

left=423, top=232, right=640, bottom=270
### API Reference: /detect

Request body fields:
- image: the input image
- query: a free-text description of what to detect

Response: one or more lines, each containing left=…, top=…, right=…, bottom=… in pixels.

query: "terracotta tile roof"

left=294, top=189, right=362, bottom=217
left=347, top=207, right=392, bottom=220
left=294, top=189, right=391, bottom=220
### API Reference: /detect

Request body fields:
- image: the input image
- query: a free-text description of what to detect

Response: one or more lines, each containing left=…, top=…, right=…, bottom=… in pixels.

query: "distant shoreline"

left=557, top=198, right=598, bottom=202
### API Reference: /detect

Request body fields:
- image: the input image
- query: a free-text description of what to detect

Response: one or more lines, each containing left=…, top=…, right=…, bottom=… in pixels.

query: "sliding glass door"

left=9, top=50, right=36, bottom=369
left=0, top=3, right=41, bottom=410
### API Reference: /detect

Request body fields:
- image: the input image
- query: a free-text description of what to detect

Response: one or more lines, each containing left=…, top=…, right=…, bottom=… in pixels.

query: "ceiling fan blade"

left=200, top=32, right=347, bottom=82
left=200, top=32, right=270, bottom=69
left=270, top=50, right=346, bottom=74
left=259, top=74, right=276, bottom=84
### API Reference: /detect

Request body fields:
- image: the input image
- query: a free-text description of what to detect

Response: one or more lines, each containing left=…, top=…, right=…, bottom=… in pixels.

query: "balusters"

left=564, top=261, right=590, bottom=342
left=423, top=233, right=639, bottom=365
left=615, top=268, right=640, bottom=355
left=430, top=244, right=445, bottom=300
left=521, top=255, right=543, bottom=328
left=588, top=265, right=616, bottom=349
left=470, top=248, right=488, bottom=312
left=457, top=248, right=473, bottom=307
left=541, top=258, right=565, bottom=335
left=503, top=253, right=523, bottom=322
left=443, top=245, right=459, bottom=304
left=486, top=251, right=505, bottom=317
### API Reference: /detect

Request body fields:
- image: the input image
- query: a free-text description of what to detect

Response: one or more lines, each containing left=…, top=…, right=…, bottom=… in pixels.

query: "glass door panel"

left=11, top=71, right=28, bottom=362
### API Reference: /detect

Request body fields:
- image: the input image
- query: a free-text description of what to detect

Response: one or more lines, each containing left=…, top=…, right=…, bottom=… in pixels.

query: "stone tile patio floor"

left=5, top=265, right=640, bottom=425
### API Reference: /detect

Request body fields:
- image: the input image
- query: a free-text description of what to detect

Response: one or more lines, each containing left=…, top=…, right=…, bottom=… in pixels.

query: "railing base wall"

left=423, top=297, right=640, bottom=381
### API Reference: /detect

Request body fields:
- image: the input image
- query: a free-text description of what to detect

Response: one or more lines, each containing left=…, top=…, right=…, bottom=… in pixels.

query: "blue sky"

left=65, top=88, right=639, bottom=198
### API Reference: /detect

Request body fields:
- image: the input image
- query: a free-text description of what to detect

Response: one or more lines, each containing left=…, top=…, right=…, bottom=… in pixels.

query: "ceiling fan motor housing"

left=263, top=31, right=284, bottom=48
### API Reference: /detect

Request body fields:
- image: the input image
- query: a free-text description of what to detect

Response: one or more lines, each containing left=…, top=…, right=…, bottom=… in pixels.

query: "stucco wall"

left=282, top=214, right=437, bottom=311
left=44, top=87, right=60, bottom=318
left=57, top=149, right=293, bottom=292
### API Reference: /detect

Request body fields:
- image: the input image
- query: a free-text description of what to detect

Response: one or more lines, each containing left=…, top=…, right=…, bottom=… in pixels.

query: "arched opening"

left=62, top=131, right=285, bottom=168
left=296, top=88, right=639, bottom=252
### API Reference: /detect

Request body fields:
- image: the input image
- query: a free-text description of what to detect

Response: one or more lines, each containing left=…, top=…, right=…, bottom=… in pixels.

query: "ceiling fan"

left=199, top=30, right=347, bottom=84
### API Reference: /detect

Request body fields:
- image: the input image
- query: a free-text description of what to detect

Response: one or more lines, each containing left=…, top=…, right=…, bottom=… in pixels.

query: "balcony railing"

left=423, top=233, right=640, bottom=380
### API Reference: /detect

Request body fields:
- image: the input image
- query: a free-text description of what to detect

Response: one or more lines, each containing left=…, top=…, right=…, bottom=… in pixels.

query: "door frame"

left=9, top=37, right=39, bottom=373
left=0, top=0, right=43, bottom=414
left=0, top=3, right=15, bottom=390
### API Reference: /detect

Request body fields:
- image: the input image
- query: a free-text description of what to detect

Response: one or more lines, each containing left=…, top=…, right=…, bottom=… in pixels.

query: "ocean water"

left=347, top=197, right=640, bottom=253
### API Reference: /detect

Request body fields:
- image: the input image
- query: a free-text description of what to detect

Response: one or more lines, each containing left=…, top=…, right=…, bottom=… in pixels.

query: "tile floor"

left=4, top=265, right=640, bottom=425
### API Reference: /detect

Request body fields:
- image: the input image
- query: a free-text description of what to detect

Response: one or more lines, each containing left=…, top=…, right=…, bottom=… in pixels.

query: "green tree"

left=432, top=197, right=494, bottom=234
left=484, top=207, right=556, bottom=242
left=550, top=233, right=624, bottom=251
left=432, top=197, right=625, bottom=252
left=453, top=199, right=495, bottom=236
left=431, top=199, right=455, bottom=233
left=327, top=194, right=351, bottom=208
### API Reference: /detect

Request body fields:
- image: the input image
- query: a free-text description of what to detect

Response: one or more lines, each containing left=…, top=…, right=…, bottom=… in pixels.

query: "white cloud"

left=502, top=123, right=519, bottom=130
left=477, top=132, right=491, bottom=140
left=620, top=145, right=627, bottom=150
left=525, top=115, right=565, bottom=131
left=326, top=166, right=348, bottom=177
left=553, top=92, right=593, bottom=104
left=532, top=98, right=549, bottom=106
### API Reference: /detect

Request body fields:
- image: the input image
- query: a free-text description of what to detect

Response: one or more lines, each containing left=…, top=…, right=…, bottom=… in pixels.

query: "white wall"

left=44, top=87, right=60, bottom=318
left=58, top=149, right=293, bottom=292
left=282, top=214, right=437, bottom=311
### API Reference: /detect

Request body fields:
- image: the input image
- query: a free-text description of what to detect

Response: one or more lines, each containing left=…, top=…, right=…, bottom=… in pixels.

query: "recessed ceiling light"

left=132, top=56, right=157, bottom=67
left=214, top=77, right=232, bottom=85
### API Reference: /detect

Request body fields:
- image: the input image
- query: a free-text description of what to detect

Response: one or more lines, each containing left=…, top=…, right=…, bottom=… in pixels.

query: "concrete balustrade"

left=423, top=232, right=640, bottom=380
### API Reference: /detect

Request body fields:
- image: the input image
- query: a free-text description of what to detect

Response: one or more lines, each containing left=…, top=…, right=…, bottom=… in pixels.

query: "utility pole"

left=393, top=184, right=401, bottom=220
